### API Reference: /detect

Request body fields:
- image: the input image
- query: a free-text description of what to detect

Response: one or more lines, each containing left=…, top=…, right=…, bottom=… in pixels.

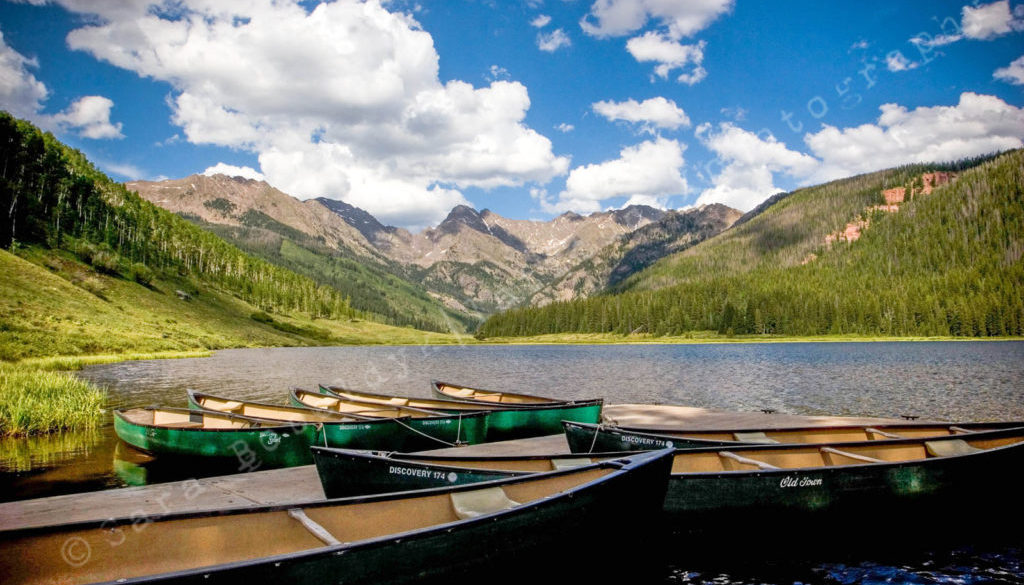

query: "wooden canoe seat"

left=733, top=431, right=779, bottom=444
left=550, top=458, right=592, bottom=471
left=865, top=427, right=901, bottom=439
left=450, top=487, right=520, bottom=520
left=948, top=426, right=974, bottom=435
left=925, top=439, right=982, bottom=458
left=718, top=451, right=778, bottom=470
left=288, top=509, right=341, bottom=546
left=820, top=447, right=883, bottom=465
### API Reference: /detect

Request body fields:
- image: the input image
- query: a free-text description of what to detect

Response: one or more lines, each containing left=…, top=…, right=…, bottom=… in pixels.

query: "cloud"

left=538, top=28, right=571, bottom=52
left=0, top=30, right=49, bottom=118
left=695, top=123, right=818, bottom=211
left=51, top=95, right=124, bottom=139
left=626, top=33, right=706, bottom=84
left=555, top=122, right=574, bottom=133
left=962, top=0, right=1023, bottom=39
left=592, top=96, right=690, bottom=131
left=202, top=163, right=265, bottom=181
left=530, top=14, right=552, bottom=28
left=804, top=92, right=1024, bottom=183
left=580, top=0, right=733, bottom=39
left=55, top=0, right=569, bottom=229
left=908, top=0, right=1024, bottom=47
left=994, top=54, right=1024, bottom=85
left=885, top=51, right=918, bottom=72
left=538, top=137, right=687, bottom=213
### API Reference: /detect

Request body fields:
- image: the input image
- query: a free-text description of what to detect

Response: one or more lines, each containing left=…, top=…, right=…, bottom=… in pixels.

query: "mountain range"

left=128, top=174, right=740, bottom=327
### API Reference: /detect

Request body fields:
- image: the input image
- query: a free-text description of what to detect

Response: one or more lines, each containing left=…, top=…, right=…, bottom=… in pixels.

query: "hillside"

left=478, top=151, right=1022, bottom=338
left=0, top=112, right=458, bottom=361
left=128, top=175, right=477, bottom=332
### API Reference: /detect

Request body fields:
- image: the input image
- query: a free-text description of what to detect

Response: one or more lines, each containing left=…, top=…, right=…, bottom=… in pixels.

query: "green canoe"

left=316, top=426, right=1024, bottom=538
left=291, top=388, right=488, bottom=449
left=321, top=384, right=604, bottom=441
left=113, top=407, right=315, bottom=468
left=187, top=390, right=432, bottom=451
left=1, top=450, right=675, bottom=585
left=562, top=419, right=1024, bottom=452
left=312, top=447, right=630, bottom=498
left=431, top=379, right=569, bottom=405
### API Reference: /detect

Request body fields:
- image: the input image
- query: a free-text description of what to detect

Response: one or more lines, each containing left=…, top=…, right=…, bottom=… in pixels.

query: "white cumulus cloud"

left=539, top=137, right=687, bottom=213
left=51, top=95, right=124, bottom=139
left=580, top=0, right=733, bottom=39
left=695, top=123, right=818, bottom=211
left=202, top=163, right=265, bottom=181
left=592, top=96, right=690, bottom=131
left=626, top=33, right=707, bottom=84
left=538, top=28, right=571, bottom=52
left=0, top=30, right=48, bottom=118
left=994, top=54, right=1024, bottom=85
left=530, top=14, right=552, bottom=28
left=962, top=0, right=1024, bottom=39
left=54, top=0, right=569, bottom=229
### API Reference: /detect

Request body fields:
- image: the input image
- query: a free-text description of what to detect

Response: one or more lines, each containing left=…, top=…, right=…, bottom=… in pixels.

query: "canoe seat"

left=719, top=451, right=779, bottom=470
left=733, top=431, right=779, bottom=444
left=820, top=447, right=883, bottom=465
left=450, top=487, right=520, bottom=520
left=550, top=457, right=592, bottom=471
left=925, top=439, right=982, bottom=458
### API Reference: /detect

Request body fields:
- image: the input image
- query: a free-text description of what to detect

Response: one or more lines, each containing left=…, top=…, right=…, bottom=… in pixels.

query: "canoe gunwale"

left=187, top=389, right=378, bottom=422
left=186, top=390, right=413, bottom=431
left=324, top=384, right=604, bottom=413
left=430, top=379, right=591, bottom=407
left=292, top=388, right=489, bottom=423
left=114, top=407, right=316, bottom=434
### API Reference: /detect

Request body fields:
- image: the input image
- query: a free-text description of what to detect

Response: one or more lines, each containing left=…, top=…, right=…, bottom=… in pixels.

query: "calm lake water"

left=3, top=341, right=1024, bottom=583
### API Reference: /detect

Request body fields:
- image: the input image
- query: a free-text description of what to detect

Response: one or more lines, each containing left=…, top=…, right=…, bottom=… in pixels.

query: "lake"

left=3, top=341, right=1024, bottom=583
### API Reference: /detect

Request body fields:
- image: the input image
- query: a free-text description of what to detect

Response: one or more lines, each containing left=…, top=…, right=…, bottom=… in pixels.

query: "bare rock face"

left=130, top=174, right=740, bottom=317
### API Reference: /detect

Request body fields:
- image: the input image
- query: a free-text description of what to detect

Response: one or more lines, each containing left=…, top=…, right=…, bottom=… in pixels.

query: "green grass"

left=0, top=364, right=106, bottom=436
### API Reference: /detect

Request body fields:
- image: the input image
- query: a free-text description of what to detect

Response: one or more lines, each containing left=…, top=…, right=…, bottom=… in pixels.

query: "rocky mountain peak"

left=438, top=205, right=490, bottom=235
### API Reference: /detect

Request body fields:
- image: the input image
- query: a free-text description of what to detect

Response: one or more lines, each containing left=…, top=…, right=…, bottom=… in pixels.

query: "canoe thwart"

left=288, top=508, right=342, bottom=546
left=718, top=451, right=779, bottom=470
left=551, top=457, right=593, bottom=471
left=820, top=446, right=884, bottom=464
left=864, top=427, right=901, bottom=439
left=925, top=439, right=982, bottom=458
left=948, top=426, right=973, bottom=435
left=450, top=487, right=520, bottom=520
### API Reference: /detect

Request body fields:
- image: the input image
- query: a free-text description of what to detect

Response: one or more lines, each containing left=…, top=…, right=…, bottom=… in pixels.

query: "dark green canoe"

left=431, top=379, right=569, bottom=405
left=321, top=384, right=604, bottom=441
left=1, top=449, right=675, bottom=585
left=291, top=388, right=488, bottom=449
left=311, top=447, right=633, bottom=498
left=317, top=426, right=1024, bottom=536
left=187, top=390, right=430, bottom=451
left=113, top=407, right=314, bottom=468
left=562, top=419, right=1024, bottom=453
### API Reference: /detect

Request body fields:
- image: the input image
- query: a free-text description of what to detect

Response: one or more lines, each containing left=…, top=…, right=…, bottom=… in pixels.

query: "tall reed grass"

left=0, top=365, right=106, bottom=436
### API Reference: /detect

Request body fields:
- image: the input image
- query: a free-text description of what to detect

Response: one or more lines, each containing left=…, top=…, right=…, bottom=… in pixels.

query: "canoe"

left=431, top=379, right=568, bottom=405
left=0, top=449, right=675, bottom=585
left=187, top=390, right=432, bottom=451
left=657, top=425, right=1024, bottom=532
left=312, top=447, right=634, bottom=498
left=316, top=427, right=1024, bottom=536
left=562, top=419, right=1024, bottom=453
left=113, top=407, right=315, bottom=468
left=321, top=384, right=604, bottom=442
left=291, top=388, right=488, bottom=448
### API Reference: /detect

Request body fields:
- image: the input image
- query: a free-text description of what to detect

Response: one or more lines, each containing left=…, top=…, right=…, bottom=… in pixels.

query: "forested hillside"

left=478, top=151, right=1022, bottom=338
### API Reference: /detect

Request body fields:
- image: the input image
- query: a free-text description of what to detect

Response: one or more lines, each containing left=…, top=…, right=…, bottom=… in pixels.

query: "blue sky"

left=1, top=0, right=1023, bottom=230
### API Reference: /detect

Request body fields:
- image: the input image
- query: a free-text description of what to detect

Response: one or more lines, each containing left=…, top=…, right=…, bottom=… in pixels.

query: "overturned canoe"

left=291, top=388, right=488, bottom=448
left=312, top=447, right=630, bottom=498
left=0, top=449, right=675, bottom=585
left=188, top=390, right=428, bottom=451
left=322, top=384, right=603, bottom=442
left=113, top=407, right=315, bottom=468
left=431, top=379, right=570, bottom=405
left=562, top=419, right=1024, bottom=453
